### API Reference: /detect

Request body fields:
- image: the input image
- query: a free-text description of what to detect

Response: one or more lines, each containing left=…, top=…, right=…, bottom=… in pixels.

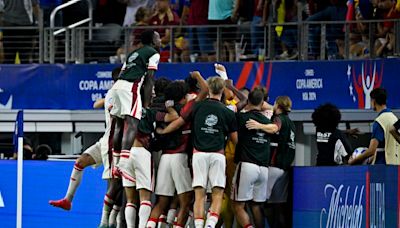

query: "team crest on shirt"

left=205, top=114, right=218, bottom=127
left=256, top=132, right=265, bottom=137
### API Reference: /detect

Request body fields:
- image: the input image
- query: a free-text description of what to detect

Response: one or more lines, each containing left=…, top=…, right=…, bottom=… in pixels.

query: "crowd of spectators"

left=0, top=0, right=399, bottom=63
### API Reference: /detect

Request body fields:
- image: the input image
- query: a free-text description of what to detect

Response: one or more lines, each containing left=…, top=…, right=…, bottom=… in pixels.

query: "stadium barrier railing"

left=0, top=19, right=399, bottom=64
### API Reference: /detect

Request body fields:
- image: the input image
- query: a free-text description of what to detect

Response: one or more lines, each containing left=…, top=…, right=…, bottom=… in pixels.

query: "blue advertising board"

left=0, top=59, right=399, bottom=110
left=0, top=160, right=106, bottom=228
left=293, top=165, right=399, bottom=228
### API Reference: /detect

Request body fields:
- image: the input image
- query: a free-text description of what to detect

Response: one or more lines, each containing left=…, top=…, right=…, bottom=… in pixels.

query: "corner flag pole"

left=14, top=110, right=24, bottom=228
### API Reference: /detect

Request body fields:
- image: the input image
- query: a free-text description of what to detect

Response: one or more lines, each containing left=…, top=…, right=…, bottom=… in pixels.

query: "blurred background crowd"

left=0, top=0, right=399, bottom=63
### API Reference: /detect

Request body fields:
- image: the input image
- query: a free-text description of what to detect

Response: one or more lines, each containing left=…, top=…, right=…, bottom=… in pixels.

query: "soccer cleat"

left=98, top=225, right=108, bottom=228
left=49, top=198, right=72, bottom=211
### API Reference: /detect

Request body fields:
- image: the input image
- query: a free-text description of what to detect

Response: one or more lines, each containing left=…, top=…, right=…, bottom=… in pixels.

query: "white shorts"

left=155, top=153, right=192, bottom=196
left=192, top=152, right=226, bottom=189
left=231, top=162, right=269, bottom=202
left=109, top=79, right=144, bottom=120
left=119, top=147, right=154, bottom=191
left=83, top=141, right=111, bottom=180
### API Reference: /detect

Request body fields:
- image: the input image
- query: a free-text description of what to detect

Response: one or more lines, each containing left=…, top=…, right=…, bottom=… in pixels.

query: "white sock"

left=125, top=203, right=137, bottom=228
left=194, top=218, right=204, bottom=228
left=205, top=212, right=219, bottom=228
left=158, top=214, right=167, bottom=228
left=65, top=163, right=84, bottom=201
left=138, top=201, right=152, bottom=228
left=185, top=210, right=194, bottom=228
left=99, top=194, right=114, bottom=226
left=146, top=217, right=158, bottom=228
left=166, top=209, right=177, bottom=225
left=116, top=209, right=122, bottom=227
left=109, top=205, right=121, bottom=226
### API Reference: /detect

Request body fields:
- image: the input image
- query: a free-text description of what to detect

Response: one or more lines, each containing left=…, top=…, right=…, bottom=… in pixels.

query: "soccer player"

left=109, top=29, right=161, bottom=175
left=49, top=67, right=123, bottom=228
left=148, top=72, right=209, bottom=228
left=118, top=105, right=179, bottom=228
left=231, top=87, right=279, bottom=228
left=158, top=76, right=238, bottom=228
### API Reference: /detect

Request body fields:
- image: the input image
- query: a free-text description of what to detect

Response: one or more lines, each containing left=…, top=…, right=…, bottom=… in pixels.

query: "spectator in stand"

left=208, top=0, right=236, bottom=62
left=251, top=0, right=267, bottom=57
left=130, top=7, right=151, bottom=51
left=122, top=0, right=150, bottom=26
left=2, top=0, right=39, bottom=63
left=349, top=8, right=370, bottom=59
left=183, top=0, right=214, bottom=62
left=234, top=0, right=255, bottom=57
left=277, top=0, right=299, bottom=60
left=373, top=0, right=400, bottom=57
left=306, top=0, right=347, bottom=60
left=149, top=0, right=190, bottom=62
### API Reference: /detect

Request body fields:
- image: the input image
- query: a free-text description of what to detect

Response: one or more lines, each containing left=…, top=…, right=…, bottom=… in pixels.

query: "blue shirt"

left=208, top=0, right=234, bottom=20
left=372, top=108, right=391, bottom=164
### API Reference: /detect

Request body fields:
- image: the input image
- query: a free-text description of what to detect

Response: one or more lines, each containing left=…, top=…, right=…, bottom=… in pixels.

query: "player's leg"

left=108, top=188, right=123, bottom=228
left=125, top=187, right=139, bottom=228
left=205, top=153, right=226, bottom=228
left=146, top=196, right=171, bottom=228
left=112, top=116, right=124, bottom=173
left=249, top=202, right=265, bottom=228
left=176, top=191, right=193, bottom=227
left=120, top=150, right=139, bottom=228
left=132, top=147, right=153, bottom=228
left=99, top=178, right=123, bottom=227
left=232, top=201, right=252, bottom=228
left=172, top=154, right=194, bottom=227
left=192, top=152, right=209, bottom=228
left=121, top=115, right=139, bottom=151
left=251, top=166, right=268, bottom=228
left=206, top=187, right=224, bottom=228
left=193, top=187, right=207, bottom=228
left=49, top=145, right=98, bottom=210
left=166, top=195, right=179, bottom=225
left=148, top=154, right=175, bottom=227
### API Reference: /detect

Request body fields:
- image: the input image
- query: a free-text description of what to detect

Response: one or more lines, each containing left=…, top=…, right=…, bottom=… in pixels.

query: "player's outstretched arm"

left=156, top=117, right=186, bottom=135
left=190, top=71, right=208, bottom=102
left=164, top=106, right=179, bottom=123
left=142, top=70, right=156, bottom=108
left=245, top=119, right=279, bottom=134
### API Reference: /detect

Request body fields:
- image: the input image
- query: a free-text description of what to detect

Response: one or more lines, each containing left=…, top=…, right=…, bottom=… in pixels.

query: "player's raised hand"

left=215, top=63, right=228, bottom=80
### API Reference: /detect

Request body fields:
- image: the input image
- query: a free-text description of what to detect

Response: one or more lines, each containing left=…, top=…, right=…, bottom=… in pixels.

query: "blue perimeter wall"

left=0, top=59, right=399, bottom=110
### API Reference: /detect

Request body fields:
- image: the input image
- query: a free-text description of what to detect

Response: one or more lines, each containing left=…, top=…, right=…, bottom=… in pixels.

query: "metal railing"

left=47, top=0, right=93, bottom=63
left=0, top=19, right=399, bottom=64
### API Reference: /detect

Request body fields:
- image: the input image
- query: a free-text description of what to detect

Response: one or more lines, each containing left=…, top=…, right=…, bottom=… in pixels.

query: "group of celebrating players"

left=49, top=29, right=296, bottom=228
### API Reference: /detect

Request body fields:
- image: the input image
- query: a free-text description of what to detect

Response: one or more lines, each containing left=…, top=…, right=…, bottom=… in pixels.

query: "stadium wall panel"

left=0, top=59, right=398, bottom=110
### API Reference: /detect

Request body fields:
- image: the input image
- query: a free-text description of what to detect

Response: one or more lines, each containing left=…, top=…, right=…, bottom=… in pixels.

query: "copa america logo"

left=320, top=184, right=364, bottom=228
left=347, top=61, right=384, bottom=109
